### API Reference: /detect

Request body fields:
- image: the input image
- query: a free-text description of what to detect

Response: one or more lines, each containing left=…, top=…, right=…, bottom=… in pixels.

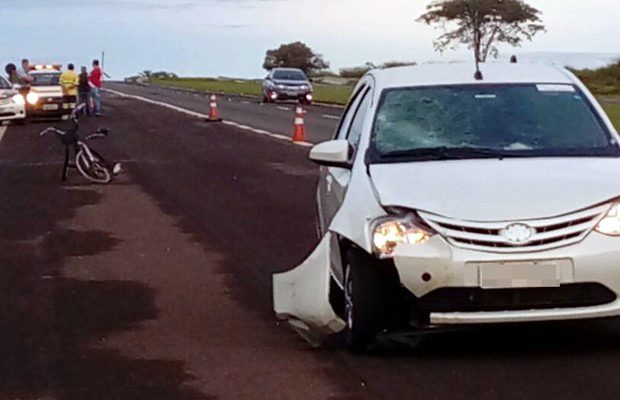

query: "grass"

left=603, top=103, right=620, bottom=130
left=150, top=77, right=354, bottom=105
left=572, top=61, right=620, bottom=96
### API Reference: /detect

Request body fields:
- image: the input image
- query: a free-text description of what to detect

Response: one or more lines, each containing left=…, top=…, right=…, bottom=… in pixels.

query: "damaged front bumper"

left=273, top=234, right=345, bottom=346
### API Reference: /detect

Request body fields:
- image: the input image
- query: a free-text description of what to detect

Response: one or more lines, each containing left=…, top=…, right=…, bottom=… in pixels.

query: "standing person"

left=5, top=63, right=19, bottom=85
left=17, top=59, right=33, bottom=85
left=59, top=63, right=79, bottom=107
left=78, top=66, right=91, bottom=116
left=89, top=59, right=103, bottom=117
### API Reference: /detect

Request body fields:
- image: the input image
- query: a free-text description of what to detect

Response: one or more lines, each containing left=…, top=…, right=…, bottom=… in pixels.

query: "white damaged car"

left=273, top=63, right=620, bottom=351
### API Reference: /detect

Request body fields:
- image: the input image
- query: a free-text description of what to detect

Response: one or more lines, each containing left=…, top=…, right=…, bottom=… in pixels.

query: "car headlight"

left=595, top=203, right=620, bottom=236
left=26, top=92, right=39, bottom=105
left=371, top=213, right=433, bottom=258
left=12, top=94, right=25, bottom=105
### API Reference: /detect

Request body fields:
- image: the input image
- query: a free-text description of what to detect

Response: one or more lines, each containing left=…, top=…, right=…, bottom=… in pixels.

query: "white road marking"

left=103, top=89, right=313, bottom=146
left=241, top=100, right=251, bottom=104
left=0, top=159, right=138, bottom=167
left=322, top=114, right=340, bottom=120
left=277, top=106, right=290, bottom=111
left=0, top=126, right=7, bottom=143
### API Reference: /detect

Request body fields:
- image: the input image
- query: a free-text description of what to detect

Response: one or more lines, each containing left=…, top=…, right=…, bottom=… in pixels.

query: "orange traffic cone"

left=292, top=105, right=306, bottom=142
left=206, top=94, right=223, bottom=122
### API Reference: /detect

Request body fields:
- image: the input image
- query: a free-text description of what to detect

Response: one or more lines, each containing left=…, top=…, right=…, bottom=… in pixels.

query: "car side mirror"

left=309, top=140, right=353, bottom=169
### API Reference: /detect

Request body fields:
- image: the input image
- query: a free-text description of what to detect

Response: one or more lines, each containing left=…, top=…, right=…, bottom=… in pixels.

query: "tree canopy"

left=262, top=42, right=329, bottom=75
left=418, top=0, right=545, bottom=63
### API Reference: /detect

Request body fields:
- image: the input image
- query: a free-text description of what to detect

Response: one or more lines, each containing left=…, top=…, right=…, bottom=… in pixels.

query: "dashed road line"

left=322, top=114, right=340, bottom=120
left=277, top=106, right=290, bottom=111
left=103, top=89, right=313, bottom=147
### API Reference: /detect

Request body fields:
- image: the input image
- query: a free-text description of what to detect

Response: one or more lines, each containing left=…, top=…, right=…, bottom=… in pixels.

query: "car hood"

left=0, top=89, right=17, bottom=98
left=369, top=158, right=620, bottom=221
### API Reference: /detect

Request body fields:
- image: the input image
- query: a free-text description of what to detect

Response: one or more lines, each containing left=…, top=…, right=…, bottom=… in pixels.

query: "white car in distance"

left=274, top=62, right=620, bottom=352
left=0, top=76, right=26, bottom=124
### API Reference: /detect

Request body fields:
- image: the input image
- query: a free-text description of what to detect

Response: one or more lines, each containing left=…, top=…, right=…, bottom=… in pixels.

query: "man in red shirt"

left=89, top=59, right=103, bottom=117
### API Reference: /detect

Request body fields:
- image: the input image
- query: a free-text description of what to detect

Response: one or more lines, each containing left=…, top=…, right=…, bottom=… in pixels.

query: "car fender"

left=329, top=159, right=386, bottom=253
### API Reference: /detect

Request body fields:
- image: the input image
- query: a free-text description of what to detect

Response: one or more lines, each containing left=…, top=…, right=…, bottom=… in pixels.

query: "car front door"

left=316, top=80, right=373, bottom=283
left=317, top=83, right=363, bottom=232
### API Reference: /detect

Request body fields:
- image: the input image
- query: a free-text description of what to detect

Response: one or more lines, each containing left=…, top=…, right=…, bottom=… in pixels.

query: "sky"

left=0, top=0, right=618, bottom=79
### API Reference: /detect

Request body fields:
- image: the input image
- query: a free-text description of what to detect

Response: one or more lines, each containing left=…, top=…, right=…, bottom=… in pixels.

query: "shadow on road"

left=0, top=160, right=214, bottom=399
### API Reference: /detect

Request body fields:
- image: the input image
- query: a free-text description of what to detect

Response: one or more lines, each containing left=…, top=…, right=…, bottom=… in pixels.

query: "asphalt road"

left=104, top=82, right=342, bottom=144
left=3, top=94, right=620, bottom=399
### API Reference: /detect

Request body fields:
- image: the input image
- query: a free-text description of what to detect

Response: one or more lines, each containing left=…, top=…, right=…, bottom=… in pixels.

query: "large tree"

left=418, top=0, right=545, bottom=64
left=262, top=42, right=329, bottom=75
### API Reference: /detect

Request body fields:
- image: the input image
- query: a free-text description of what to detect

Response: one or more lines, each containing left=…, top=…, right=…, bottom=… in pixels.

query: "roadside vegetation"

left=149, top=77, right=355, bottom=105
left=603, top=103, right=620, bottom=129
left=572, top=61, right=620, bottom=96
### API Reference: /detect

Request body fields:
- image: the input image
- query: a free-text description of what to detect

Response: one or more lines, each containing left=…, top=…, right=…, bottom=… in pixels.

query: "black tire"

left=344, top=248, right=391, bottom=352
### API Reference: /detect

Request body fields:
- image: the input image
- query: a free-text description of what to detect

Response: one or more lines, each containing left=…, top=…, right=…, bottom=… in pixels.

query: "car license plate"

left=42, top=104, right=59, bottom=111
left=479, top=262, right=561, bottom=289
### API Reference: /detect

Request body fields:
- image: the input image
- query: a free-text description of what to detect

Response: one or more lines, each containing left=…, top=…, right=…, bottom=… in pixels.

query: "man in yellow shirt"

left=59, top=63, right=79, bottom=106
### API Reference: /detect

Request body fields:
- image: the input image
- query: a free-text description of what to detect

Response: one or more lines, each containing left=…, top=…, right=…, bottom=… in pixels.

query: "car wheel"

left=344, top=248, right=389, bottom=352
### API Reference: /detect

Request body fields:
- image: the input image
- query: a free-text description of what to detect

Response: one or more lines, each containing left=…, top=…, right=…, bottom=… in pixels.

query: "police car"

left=25, top=64, right=75, bottom=119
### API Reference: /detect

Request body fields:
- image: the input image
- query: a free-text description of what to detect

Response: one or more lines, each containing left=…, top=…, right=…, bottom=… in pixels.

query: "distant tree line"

left=262, top=41, right=417, bottom=79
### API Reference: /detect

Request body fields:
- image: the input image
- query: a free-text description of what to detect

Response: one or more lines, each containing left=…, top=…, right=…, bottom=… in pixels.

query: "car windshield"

left=273, top=70, right=306, bottom=81
left=0, top=77, right=12, bottom=89
left=31, top=72, right=61, bottom=86
left=370, top=84, right=619, bottom=162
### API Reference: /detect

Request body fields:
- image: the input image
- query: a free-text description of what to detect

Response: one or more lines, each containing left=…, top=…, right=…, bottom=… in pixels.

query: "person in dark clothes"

left=78, top=66, right=91, bottom=116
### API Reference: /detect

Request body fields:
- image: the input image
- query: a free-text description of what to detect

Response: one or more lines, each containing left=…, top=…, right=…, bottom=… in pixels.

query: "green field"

left=603, top=103, right=620, bottom=130
left=150, top=78, right=354, bottom=105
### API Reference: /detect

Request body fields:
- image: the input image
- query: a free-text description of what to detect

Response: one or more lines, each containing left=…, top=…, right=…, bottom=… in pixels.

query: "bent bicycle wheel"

left=76, top=150, right=112, bottom=184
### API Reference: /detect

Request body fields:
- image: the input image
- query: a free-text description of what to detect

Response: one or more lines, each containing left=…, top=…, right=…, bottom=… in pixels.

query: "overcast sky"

left=0, top=0, right=618, bottom=78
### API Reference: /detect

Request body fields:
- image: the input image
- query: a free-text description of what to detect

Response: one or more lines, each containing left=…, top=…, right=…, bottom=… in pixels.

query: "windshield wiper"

left=379, top=146, right=521, bottom=161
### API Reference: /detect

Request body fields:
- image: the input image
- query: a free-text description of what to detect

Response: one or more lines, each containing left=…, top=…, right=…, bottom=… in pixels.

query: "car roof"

left=368, top=63, right=575, bottom=89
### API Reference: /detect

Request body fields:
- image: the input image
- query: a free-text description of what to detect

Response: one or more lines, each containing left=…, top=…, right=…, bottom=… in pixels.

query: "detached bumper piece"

left=273, top=234, right=345, bottom=347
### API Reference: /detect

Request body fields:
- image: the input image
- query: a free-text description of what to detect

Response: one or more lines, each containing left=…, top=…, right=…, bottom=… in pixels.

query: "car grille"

left=417, top=283, right=617, bottom=312
left=419, top=204, right=610, bottom=253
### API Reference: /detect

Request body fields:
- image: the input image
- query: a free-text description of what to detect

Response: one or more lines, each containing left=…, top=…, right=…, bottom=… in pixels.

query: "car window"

left=370, top=83, right=618, bottom=160
left=334, top=84, right=367, bottom=140
left=346, top=87, right=372, bottom=148
left=273, top=70, right=306, bottom=81
left=31, top=73, right=60, bottom=87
